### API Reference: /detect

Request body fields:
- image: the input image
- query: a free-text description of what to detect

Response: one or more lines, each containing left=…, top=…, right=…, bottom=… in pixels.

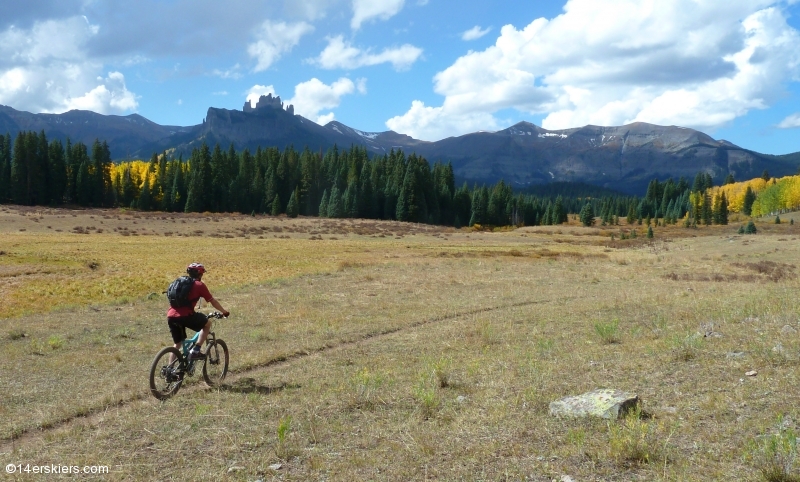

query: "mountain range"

left=1, top=100, right=798, bottom=195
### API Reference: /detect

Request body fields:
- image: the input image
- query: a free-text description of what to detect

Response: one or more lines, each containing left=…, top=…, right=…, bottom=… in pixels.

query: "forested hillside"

left=1, top=130, right=797, bottom=228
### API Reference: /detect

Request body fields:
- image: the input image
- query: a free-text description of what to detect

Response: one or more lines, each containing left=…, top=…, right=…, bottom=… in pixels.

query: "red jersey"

left=167, top=280, right=213, bottom=318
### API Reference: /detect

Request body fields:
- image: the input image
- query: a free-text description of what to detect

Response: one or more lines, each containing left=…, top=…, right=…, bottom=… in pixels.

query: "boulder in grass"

left=549, top=388, right=640, bottom=419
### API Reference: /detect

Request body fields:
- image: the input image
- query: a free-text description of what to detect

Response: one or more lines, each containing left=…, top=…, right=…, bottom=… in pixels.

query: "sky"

left=1, top=0, right=800, bottom=155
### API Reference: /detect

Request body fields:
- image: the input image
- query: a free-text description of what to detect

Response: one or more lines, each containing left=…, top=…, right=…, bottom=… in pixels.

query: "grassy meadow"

left=2, top=205, right=800, bottom=480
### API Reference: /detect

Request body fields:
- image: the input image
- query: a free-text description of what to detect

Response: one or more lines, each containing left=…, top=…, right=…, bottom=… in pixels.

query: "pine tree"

left=318, top=189, right=329, bottom=218
left=647, top=225, right=654, bottom=238
left=11, top=132, right=29, bottom=204
left=286, top=188, right=299, bottom=218
left=328, top=186, right=343, bottom=218
left=552, top=196, right=567, bottom=224
left=0, top=133, right=12, bottom=202
left=718, top=192, right=728, bottom=225
left=744, top=220, right=757, bottom=234
left=775, top=215, right=781, bottom=224
left=0, top=134, right=8, bottom=202
left=626, top=204, right=635, bottom=225
left=742, top=186, right=756, bottom=216
left=138, top=173, right=152, bottom=210
left=579, top=202, right=595, bottom=226
left=48, top=139, right=66, bottom=205
left=75, top=161, right=91, bottom=206
left=271, top=194, right=281, bottom=216
left=701, top=192, right=712, bottom=226
left=724, top=173, right=735, bottom=185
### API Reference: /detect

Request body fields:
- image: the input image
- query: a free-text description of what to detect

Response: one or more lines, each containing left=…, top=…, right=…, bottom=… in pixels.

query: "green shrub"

left=350, top=368, right=387, bottom=409
left=595, top=319, right=621, bottom=344
left=607, top=408, right=668, bottom=465
left=48, top=335, right=64, bottom=350
left=672, top=333, right=703, bottom=361
left=746, top=420, right=800, bottom=482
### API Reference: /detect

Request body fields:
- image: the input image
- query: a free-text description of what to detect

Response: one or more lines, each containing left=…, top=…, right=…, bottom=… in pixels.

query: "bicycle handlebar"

left=207, top=311, right=229, bottom=319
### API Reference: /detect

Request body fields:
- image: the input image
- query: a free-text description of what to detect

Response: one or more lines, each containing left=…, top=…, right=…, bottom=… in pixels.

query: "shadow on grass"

left=218, top=377, right=300, bottom=395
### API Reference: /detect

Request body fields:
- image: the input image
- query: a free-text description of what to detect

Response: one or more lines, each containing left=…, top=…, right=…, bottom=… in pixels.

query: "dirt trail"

left=0, top=297, right=560, bottom=454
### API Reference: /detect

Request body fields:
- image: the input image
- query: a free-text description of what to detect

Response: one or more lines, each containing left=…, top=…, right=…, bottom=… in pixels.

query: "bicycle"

left=149, top=312, right=229, bottom=400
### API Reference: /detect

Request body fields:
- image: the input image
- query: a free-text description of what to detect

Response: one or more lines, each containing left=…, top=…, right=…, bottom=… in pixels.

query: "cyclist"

left=167, top=262, right=230, bottom=360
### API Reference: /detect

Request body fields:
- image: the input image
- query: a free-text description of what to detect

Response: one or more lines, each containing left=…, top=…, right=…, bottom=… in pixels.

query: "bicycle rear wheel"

left=202, top=339, right=229, bottom=387
left=149, top=347, right=185, bottom=400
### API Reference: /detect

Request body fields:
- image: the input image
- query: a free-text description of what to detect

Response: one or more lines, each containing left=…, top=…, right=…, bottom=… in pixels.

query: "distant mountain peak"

left=1, top=103, right=797, bottom=195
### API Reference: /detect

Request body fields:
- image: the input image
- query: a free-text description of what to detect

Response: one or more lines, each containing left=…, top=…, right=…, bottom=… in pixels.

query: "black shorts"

left=167, top=313, right=208, bottom=344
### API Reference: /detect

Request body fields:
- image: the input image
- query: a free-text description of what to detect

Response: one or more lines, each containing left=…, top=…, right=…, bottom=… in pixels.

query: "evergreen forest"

left=1, top=130, right=798, bottom=228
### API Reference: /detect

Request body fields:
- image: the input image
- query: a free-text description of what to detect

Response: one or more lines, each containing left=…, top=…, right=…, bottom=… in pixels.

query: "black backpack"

left=166, top=276, right=195, bottom=309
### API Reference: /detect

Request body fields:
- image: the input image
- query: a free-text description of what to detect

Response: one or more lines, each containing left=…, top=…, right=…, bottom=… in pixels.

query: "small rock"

left=704, top=331, right=723, bottom=338
left=746, top=370, right=758, bottom=377
left=772, top=343, right=785, bottom=355
left=781, top=325, right=797, bottom=336
left=456, top=395, right=467, bottom=404
left=268, top=463, right=283, bottom=471
left=726, top=351, right=746, bottom=359
left=227, top=466, right=244, bottom=473
left=742, top=316, right=760, bottom=323
left=560, top=476, right=575, bottom=482
left=549, top=388, right=640, bottom=419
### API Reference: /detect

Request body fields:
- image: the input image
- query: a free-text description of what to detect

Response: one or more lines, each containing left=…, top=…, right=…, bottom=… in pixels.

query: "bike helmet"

left=186, top=262, right=206, bottom=275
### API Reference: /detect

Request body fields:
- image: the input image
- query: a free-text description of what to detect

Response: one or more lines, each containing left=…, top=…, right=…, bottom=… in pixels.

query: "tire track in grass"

left=0, top=297, right=565, bottom=451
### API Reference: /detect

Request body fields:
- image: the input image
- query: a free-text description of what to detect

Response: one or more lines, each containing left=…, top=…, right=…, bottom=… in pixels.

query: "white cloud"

left=0, top=17, right=139, bottom=114
left=247, top=20, right=314, bottom=72
left=245, top=84, right=276, bottom=109
left=351, top=0, right=405, bottom=30
left=461, top=26, right=491, bottom=41
left=211, top=64, right=242, bottom=79
left=212, top=91, right=229, bottom=96
left=63, top=71, right=138, bottom=113
left=778, top=113, right=800, bottom=128
left=287, top=77, right=361, bottom=124
left=386, top=100, right=501, bottom=140
left=387, top=0, right=800, bottom=141
left=313, top=35, right=422, bottom=70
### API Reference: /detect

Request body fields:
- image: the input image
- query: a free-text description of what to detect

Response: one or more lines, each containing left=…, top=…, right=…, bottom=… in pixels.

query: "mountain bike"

left=149, top=312, right=229, bottom=400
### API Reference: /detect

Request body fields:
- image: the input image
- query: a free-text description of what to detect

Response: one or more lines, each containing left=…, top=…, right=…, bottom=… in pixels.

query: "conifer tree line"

left=0, top=131, right=113, bottom=207
left=0, top=130, right=778, bottom=228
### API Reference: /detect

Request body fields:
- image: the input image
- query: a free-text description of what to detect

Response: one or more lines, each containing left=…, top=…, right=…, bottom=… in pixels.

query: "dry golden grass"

left=2, top=206, right=800, bottom=480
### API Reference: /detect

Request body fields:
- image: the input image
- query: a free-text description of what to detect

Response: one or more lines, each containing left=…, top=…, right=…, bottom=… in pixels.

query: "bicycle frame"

left=181, top=330, right=217, bottom=359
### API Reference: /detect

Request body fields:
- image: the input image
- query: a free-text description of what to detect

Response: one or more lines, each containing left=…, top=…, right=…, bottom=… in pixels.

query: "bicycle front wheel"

left=202, top=339, right=229, bottom=387
left=149, top=347, right=185, bottom=400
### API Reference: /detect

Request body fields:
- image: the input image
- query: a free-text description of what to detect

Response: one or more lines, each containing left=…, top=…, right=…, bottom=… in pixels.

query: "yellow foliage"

left=750, top=176, right=800, bottom=217
left=709, top=178, right=768, bottom=213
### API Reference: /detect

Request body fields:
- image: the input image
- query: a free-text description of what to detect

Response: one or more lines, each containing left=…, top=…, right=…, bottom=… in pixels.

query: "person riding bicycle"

left=167, top=263, right=229, bottom=360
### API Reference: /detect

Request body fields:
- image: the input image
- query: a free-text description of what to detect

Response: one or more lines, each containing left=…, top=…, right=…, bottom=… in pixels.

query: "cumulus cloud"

left=461, top=26, right=491, bottom=41
left=245, top=84, right=276, bottom=109
left=387, top=0, right=800, bottom=141
left=287, top=77, right=361, bottom=124
left=778, top=113, right=800, bottom=128
left=351, top=0, right=405, bottom=30
left=0, top=16, right=139, bottom=114
left=63, top=71, right=138, bottom=113
left=247, top=20, right=314, bottom=72
left=313, top=35, right=422, bottom=70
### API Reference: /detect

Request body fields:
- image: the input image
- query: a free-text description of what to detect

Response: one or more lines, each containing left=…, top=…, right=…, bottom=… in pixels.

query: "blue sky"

left=1, top=0, right=799, bottom=155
